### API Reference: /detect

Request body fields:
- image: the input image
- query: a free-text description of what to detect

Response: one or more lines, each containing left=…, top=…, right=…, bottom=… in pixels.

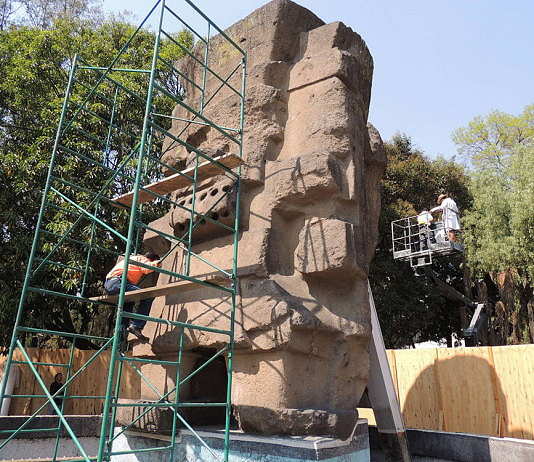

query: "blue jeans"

left=104, top=278, right=154, bottom=330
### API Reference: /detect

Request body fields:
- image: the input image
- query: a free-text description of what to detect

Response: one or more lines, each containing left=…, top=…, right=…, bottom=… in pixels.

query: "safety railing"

left=391, top=213, right=463, bottom=267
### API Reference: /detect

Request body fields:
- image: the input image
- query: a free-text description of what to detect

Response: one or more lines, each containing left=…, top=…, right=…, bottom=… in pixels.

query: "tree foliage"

left=370, top=134, right=472, bottom=348
left=1, top=0, right=102, bottom=30
left=453, top=105, right=534, bottom=172
left=0, top=16, right=192, bottom=349
left=0, top=0, right=21, bottom=30
left=454, top=105, right=534, bottom=343
left=20, top=0, right=103, bottom=28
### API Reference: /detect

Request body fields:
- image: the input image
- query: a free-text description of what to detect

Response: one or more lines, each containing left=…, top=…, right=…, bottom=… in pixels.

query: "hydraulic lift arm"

left=423, top=268, right=487, bottom=346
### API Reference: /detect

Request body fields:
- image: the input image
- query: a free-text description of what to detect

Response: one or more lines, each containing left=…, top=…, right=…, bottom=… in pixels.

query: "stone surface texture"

left=132, top=0, right=386, bottom=439
left=111, top=421, right=370, bottom=462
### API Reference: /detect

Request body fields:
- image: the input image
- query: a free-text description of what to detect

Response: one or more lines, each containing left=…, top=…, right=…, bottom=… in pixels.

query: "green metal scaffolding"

left=0, top=0, right=246, bottom=460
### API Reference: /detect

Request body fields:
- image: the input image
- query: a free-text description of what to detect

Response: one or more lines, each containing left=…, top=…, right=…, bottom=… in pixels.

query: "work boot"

left=127, top=325, right=149, bottom=343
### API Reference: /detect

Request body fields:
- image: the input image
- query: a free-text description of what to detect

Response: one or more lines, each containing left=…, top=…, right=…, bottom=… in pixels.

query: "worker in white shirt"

left=430, top=193, right=460, bottom=242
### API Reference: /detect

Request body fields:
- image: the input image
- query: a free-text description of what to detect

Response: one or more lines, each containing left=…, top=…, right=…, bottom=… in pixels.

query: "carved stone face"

left=138, top=0, right=386, bottom=439
left=169, top=175, right=236, bottom=244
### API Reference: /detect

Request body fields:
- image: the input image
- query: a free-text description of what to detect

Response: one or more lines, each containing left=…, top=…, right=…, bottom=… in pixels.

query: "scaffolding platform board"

left=90, top=276, right=228, bottom=303
left=113, top=153, right=243, bottom=207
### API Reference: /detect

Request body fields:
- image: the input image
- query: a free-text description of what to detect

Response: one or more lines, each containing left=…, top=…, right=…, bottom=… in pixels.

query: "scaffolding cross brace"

left=0, top=1, right=246, bottom=461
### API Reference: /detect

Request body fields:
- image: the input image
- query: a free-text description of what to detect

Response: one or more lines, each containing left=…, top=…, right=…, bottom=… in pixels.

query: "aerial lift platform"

left=391, top=214, right=464, bottom=268
left=391, top=213, right=487, bottom=346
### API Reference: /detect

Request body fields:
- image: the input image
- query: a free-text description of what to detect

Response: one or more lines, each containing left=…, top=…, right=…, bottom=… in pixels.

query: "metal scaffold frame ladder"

left=0, top=1, right=246, bottom=461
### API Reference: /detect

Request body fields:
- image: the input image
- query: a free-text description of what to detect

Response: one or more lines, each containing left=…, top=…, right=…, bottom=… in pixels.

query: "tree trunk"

left=527, top=302, right=534, bottom=343
left=518, top=282, right=534, bottom=343
left=494, top=271, right=518, bottom=344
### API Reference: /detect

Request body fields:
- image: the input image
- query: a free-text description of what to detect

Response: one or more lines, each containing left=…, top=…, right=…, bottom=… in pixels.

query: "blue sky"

left=102, top=0, right=534, bottom=159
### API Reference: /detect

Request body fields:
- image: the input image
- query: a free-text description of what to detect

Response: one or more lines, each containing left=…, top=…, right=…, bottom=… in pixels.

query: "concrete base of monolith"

left=110, top=420, right=370, bottom=462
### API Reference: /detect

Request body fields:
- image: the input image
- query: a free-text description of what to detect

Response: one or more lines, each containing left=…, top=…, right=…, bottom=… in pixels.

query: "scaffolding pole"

left=0, top=1, right=246, bottom=461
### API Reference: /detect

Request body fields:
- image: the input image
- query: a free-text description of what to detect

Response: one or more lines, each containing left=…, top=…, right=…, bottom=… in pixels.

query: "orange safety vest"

left=106, top=255, right=154, bottom=285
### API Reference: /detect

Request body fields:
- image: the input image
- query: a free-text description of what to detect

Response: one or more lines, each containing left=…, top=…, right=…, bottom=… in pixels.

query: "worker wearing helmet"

left=104, top=251, right=160, bottom=342
left=430, top=193, right=460, bottom=242
left=417, top=210, right=433, bottom=226
left=417, top=210, right=435, bottom=250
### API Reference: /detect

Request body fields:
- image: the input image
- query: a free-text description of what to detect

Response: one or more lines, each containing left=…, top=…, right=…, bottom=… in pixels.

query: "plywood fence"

left=360, top=345, right=534, bottom=440
left=2, top=345, right=534, bottom=440
left=0, top=348, right=140, bottom=416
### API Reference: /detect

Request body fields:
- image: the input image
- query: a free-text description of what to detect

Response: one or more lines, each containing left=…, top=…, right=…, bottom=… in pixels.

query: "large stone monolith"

left=133, top=0, right=386, bottom=439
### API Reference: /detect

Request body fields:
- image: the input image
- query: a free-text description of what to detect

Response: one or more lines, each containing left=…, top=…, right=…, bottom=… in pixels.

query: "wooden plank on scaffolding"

left=89, top=275, right=229, bottom=304
left=112, top=152, right=242, bottom=207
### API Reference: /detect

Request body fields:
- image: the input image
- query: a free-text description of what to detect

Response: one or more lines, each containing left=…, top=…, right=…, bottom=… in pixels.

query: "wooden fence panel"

left=435, top=347, right=498, bottom=435
left=68, top=350, right=141, bottom=415
left=393, top=348, right=441, bottom=430
left=385, top=350, right=399, bottom=397
left=119, top=357, right=142, bottom=401
left=33, top=349, right=72, bottom=414
left=388, top=345, right=534, bottom=439
left=1, top=348, right=141, bottom=416
left=490, top=345, right=534, bottom=439
left=2, top=345, right=534, bottom=441
left=5, top=349, right=40, bottom=415
left=70, top=349, right=111, bottom=415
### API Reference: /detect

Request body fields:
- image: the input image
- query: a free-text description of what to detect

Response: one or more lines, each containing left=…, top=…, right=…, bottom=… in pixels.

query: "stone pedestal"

left=111, top=420, right=370, bottom=462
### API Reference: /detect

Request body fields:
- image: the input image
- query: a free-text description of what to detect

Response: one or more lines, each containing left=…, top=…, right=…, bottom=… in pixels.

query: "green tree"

left=370, top=134, right=472, bottom=348
left=0, top=0, right=16, bottom=30
left=22, top=0, right=103, bottom=28
left=453, top=105, right=534, bottom=172
left=1, top=0, right=103, bottom=30
left=0, top=18, right=192, bottom=349
left=454, top=105, right=534, bottom=343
